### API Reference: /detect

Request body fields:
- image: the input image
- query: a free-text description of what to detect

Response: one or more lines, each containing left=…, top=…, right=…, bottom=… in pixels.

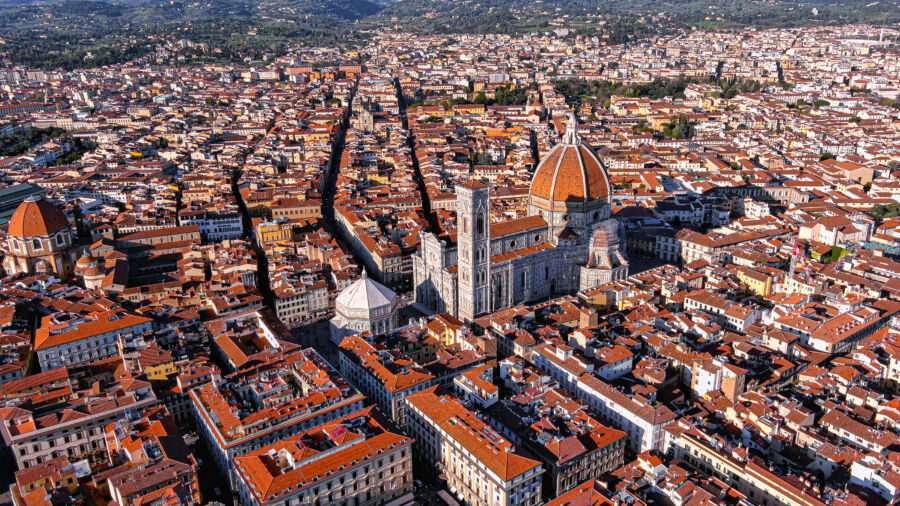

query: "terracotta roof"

left=7, top=197, right=69, bottom=238
left=545, top=479, right=614, bottom=506
left=233, top=407, right=411, bottom=503
left=407, top=387, right=540, bottom=481
left=530, top=144, right=610, bottom=204
left=491, top=215, right=547, bottom=238
left=34, top=311, right=152, bottom=351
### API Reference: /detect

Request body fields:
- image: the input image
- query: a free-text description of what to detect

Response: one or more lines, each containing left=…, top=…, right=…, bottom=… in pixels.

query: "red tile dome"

left=7, top=196, right=70, bottom=238
left=529, top=114, right=610, bottom=208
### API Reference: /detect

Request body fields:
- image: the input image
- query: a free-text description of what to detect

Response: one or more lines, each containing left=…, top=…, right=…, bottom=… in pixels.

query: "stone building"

left=330, top=270, right=401, bottom=342
left=414, top=113, right=628, bottom=322
left=2, top=196, right=77, bottom=279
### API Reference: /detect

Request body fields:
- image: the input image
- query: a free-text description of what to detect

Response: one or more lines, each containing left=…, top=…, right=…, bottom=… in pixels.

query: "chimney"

left=580, top=308, right=599, bottom=328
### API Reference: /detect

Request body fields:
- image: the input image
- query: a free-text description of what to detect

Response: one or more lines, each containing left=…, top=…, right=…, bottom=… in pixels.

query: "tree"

left=870, top=203, right=900, bottom=219
left=663, top=116, right=694, bottom=139
left=819, top=153, right=835, bottom=161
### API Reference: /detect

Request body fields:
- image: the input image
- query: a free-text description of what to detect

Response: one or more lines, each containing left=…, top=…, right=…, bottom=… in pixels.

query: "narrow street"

left=396, top=77, right=441, bottom=234
left=318, top=80, right=378, bottom=280
left=231, top=165, right=273, bottom=308
left=231, top=86, right=358, bottom=312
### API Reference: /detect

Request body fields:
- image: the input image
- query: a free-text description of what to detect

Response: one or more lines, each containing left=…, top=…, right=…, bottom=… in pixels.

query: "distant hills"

left=0, top=0, right=897, bottom=69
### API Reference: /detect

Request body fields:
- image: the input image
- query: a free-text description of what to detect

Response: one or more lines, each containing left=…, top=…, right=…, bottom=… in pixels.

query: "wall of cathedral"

left=526, top=202, right=610, bottom=244
left=413, top=241, right=458, bottom=316
left=579, top=264, right=628, bottom=291
left=490, top=227, right=547, bottom=256
left=413, top=186, right=628, bottom=322
left=489, top=247, right=560, bottom=311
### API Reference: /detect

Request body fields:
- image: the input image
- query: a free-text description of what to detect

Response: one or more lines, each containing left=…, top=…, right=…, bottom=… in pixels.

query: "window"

left=32, top=239, right=41, bottom=250
left=476, top=212, right=485, bottom=236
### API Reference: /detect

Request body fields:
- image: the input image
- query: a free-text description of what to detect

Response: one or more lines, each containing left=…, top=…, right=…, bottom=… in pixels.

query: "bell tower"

left=456, top=181, right=491, bottom=322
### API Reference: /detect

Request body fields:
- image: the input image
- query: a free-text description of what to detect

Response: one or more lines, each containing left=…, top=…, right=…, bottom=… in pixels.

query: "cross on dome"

left=563, top=111, right=581, bottom=145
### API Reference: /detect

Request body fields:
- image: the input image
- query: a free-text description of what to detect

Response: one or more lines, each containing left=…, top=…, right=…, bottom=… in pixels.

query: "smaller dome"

left=84, top=267, right=102, bottom=276
left=8, top=196, right=69, bottom=238
left=335, top=270, right=397, bottom=314
left=77, top=255, right=93, bottom=266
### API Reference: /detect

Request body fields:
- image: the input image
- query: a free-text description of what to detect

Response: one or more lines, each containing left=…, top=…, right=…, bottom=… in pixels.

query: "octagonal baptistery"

left=330, top=270, right=401, bottom=343
left=528, top=113, right=612, bottom=239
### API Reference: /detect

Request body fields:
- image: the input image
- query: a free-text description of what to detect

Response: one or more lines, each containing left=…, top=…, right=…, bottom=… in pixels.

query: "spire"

left=564, top=111, right=581, bottom=145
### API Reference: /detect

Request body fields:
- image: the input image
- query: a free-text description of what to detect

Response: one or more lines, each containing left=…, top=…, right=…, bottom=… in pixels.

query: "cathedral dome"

left=529, top=113, right=610, bottom=212
left=8, top=196, right=69, bottom=238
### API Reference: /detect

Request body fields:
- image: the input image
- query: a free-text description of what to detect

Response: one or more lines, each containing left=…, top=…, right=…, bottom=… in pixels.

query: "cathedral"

left=413, top=113, right=629, bottom=322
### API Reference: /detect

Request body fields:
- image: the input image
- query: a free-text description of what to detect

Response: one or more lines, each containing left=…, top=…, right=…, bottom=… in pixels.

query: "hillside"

left=1, top=0, right=898, bottom=70
left=0, top=0, right=381, bottom=68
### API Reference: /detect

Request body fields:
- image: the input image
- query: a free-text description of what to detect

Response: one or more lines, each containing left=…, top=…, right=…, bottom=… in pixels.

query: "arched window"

left=476, top=212, right=485, bottom=236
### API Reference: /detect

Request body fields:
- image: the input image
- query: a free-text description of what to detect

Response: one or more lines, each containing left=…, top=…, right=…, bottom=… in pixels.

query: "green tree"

left=662, top=116, right=694, bottom=139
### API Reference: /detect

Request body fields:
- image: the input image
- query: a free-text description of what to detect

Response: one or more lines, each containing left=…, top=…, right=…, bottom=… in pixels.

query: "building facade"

left=338, top=334, right=435, bottom=426
left=405, top=387, right=544, bottom=506
left=232, top=407, right=414, bottom=506
left=33, top=310, right=154, bottom=371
